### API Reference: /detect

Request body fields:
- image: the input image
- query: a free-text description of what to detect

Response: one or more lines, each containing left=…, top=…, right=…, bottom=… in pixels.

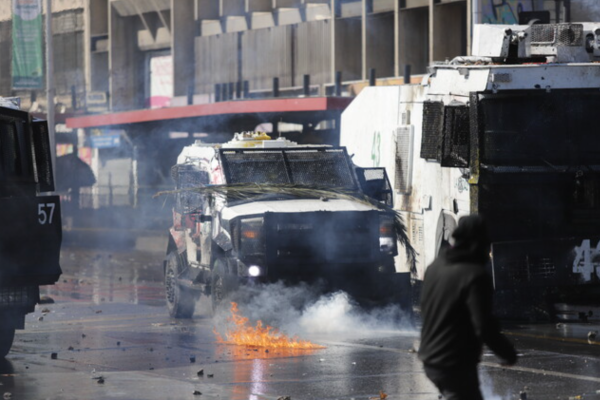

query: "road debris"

left=197, top=369, right=204, bottom=377
left=277, top=397, right=291, bottom=400
left=41, top=308, right=51, bottom=314
left=587, top=331, right=597, bottom=343
left=97, top=378, right=105, bottom=384
left=190, top=355, right=196, bottom=363
left=3, top=392, right=11, bottom=399
left=193, top=390, right=202, bottom=395
left=38, top=316, right=43, bottom=321
left=207, top=373, right=214, bottom=378
left=50, top=352, right=57, bottom=360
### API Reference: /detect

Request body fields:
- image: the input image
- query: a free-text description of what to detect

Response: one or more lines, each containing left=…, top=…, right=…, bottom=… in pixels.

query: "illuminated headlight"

left=379, top=214, right=396, bottom=253
left=240, top=217, right=265, bottom=254
left=248, top=265, right=261, bottom=277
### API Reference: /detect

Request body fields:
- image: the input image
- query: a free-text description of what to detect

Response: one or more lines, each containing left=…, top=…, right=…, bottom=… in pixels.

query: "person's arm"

left=466, top=274, right=518, bottom=365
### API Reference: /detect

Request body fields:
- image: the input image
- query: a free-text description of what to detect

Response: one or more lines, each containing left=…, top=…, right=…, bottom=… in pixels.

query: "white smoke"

left=480, top=368, right=509, bottom=400
left=213, top=281, right=415, bottom=338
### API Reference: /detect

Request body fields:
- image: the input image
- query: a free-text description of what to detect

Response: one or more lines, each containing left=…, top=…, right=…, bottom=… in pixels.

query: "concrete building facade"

left=0, top=0, right=579, bottom=115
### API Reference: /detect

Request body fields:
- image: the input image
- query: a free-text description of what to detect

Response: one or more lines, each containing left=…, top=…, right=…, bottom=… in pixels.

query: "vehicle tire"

left=165, top=252, right=196, bottom=319
left=210, top=258, right=238, bottom=314
left=0, top=326, right=15, bottom=358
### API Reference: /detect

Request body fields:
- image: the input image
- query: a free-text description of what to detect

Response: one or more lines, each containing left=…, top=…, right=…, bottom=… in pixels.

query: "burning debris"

left=214, top=302, right=325, bottom=350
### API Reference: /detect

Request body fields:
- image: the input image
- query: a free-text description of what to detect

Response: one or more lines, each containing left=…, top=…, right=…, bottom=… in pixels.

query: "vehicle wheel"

left=210, top=258, right=238, bottom=314
left=0, top=326, right=15, bottom=358
left=165, top=252, right=196, bottom=319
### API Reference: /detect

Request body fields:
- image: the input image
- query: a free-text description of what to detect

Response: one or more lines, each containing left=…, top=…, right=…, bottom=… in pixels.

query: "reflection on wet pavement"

left=2, top=247, right=599, bottom=399
left=41, top=249, right=165, bottom=306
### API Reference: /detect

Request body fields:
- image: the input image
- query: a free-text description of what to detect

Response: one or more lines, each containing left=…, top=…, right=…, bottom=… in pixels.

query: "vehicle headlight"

left=240, top=217, right=265, bottom=255
left=379, top=214, right=396, bottom=253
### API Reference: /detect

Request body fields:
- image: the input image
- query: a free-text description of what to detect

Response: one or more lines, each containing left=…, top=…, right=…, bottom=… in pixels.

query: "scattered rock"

left=588, top=331, right=597, bottom=341
left=97, top=378, right=104, bottom=384
left=82, top=334, right=86, bottom=338
left=116, top=341, right=121, bottom=346
left=408, top=348, right=416, bottom=353
left=41, top=308, right=51, bottom=314
left=277, top=397, right=291, bottom=400
left=265, top=349, right=269, bottom=353
left=50, top=353, right=57, bottom=360
left=95, top=310, right=102, bottom=314
left=207, top=374, right=214, bottom=378
left=193, top=390, right=202, bottom=396
left=556, top=323, right=564, bottom=329
left=38, top=316, right=44, bottom=322
left=197, top=369, right=204, bottom=377
left=190, top=355, right=196, bottom=363
left=68, top=346, right=74, bottom=351
left=3, top=392, right=12, bottom=399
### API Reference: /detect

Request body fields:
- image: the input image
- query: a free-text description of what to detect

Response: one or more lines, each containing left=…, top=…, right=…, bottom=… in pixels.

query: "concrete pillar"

left=172, top=0, right=196, bottom=98
left=198, top=0, right=220, bottom=19
left=221, top=0, right=245, bottom=16
left=399, top=6, right=428, bottom=75
left=109, top=5, right=144, bottom=110
left=431, top=1, right=466, bottom=63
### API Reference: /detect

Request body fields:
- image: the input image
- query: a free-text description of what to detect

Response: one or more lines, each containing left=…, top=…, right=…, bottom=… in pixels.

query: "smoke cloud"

left=213, top=281, right=415, bottom=339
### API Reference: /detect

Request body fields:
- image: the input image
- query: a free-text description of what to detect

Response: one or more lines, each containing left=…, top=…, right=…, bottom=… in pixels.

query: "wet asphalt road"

left=2, top=247, right=600, bottom=400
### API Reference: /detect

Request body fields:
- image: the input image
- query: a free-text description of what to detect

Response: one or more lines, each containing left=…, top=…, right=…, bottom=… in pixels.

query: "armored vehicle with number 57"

left=0, top=98, right=62, bottom=356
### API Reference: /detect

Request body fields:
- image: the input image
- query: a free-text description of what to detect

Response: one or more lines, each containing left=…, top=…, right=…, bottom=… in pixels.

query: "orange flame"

left=214, top=302, right=325, bottom=349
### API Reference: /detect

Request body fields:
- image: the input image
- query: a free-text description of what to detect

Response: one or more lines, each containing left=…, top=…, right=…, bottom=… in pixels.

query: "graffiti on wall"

left=481, top=0, right=534, bottom=24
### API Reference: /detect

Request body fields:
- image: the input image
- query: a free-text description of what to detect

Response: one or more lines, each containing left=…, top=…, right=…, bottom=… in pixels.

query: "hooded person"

left=418, top=214, right=517, bottom=400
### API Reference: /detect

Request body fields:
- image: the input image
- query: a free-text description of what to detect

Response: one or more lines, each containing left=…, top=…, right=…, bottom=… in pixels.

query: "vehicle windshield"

left=480, top=90, right=600, bottom=167
left=219, top=148, right=358, bottom=190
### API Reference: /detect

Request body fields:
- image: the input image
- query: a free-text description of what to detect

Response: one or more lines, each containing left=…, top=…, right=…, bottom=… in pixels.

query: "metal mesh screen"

left=0, top=286, right=39, bottom=308
left=441, top=105, right=470, bottom=168
left=32, top=120, right=55, bottom=192
left=222, top=151, right=289, bottom=184
left=421, top=101, right=443, bottom=161
left=172, top=164, right=209, bottom=213
left=395, top=126, right=413, bottom=193
left=557, top=24, right=583, bottom=46
left=531, top=24, right=555, bottom=43
left=221, top=148, right=357, bottom=189
left=531, top=24, right=583, bottom=46
left=286, top=150, right=356, bottom=188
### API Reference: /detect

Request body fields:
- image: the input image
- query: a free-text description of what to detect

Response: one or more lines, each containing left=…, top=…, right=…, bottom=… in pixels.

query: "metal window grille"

left=441, top=105, right=470, bottom=168
left=31, top=120, right=55, bottom=192
left=420, top=101, right=444, bottom=161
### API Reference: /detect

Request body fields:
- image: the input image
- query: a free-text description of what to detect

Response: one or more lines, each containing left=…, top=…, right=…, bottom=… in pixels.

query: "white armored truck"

left=164, top=132, right=409, bottom=317
left=341, top=23, right=600, bottom=318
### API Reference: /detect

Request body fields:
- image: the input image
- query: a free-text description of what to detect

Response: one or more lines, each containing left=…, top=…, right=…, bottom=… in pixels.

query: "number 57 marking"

left=38, top=203, right=56, bottom=225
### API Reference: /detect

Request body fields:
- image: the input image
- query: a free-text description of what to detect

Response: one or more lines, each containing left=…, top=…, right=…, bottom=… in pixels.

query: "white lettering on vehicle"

left=38, top=203, right=56, bottom=225
left=572, top=239, right=600, bottom=282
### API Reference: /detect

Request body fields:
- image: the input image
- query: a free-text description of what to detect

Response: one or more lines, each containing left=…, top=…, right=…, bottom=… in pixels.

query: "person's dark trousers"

left=424, top=363, right=484, bottom=400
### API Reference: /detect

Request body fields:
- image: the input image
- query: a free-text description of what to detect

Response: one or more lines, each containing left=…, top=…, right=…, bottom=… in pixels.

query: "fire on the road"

left=214, top=302, right=325, bottom=349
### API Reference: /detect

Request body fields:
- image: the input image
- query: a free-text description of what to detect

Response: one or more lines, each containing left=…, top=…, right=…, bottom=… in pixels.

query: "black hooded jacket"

left=418, top=215, right=517, bottom=368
